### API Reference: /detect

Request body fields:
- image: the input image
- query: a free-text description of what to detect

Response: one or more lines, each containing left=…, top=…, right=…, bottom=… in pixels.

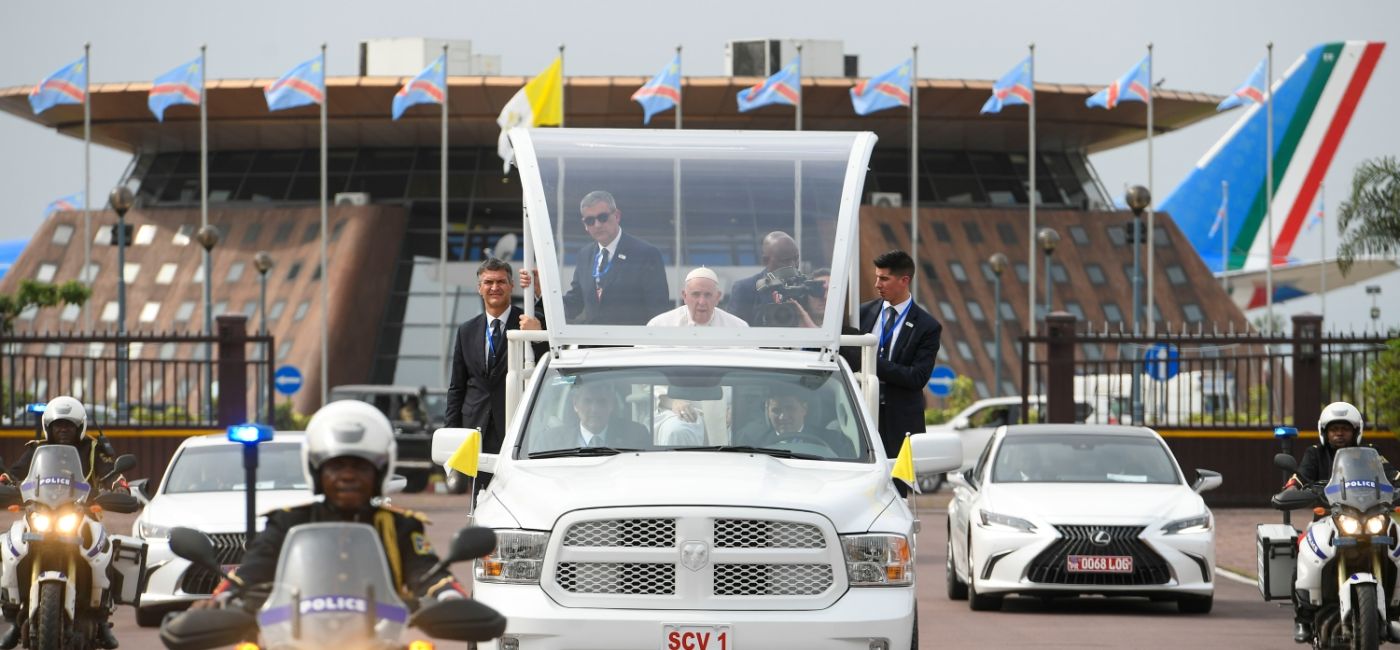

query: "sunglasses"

left=581, top=211, right=612, bottom=227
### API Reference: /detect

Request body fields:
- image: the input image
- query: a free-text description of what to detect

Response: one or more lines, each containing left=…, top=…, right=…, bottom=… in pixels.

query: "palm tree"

left=1337, top=156, right=1400, bottom=274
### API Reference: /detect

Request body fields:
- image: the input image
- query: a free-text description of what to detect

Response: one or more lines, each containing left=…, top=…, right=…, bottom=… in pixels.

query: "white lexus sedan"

left=946, top=424, right=1220, bottom=613
left=130, top=432, right=312, bottom=626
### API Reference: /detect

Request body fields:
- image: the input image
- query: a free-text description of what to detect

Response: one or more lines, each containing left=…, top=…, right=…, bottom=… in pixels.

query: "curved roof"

left=0, top=75, right=1222, bottom=155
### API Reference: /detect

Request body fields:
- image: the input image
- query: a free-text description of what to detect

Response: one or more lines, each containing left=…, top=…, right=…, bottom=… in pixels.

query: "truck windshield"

left=518, top=366, right=870, bottom=462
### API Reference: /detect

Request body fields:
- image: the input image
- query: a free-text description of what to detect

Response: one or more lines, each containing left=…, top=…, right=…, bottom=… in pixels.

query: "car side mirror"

left=907, top=432, right=963, bottom=475
left=408, top=598, right=506, bottom=643
left=129, top=478, right=152, bottom=504
left=1274, top=453, right=1299, bottom=473
left=950, top=416, right=970, bottom=431
left=94, top=491, right=142, bottom=514
left=158, top=608, right=259, bottom=650
left=1192, top=469, right=1222, bottom=494
left=169, top=527, right=232, bottom=582
left=102, top=454, right=138, bottom=485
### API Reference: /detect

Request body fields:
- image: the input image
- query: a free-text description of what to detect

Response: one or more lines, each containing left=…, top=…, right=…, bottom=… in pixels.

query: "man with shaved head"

left=727, top=231, right=804, bottom=324
left=648, top=267, right=749, bottom=327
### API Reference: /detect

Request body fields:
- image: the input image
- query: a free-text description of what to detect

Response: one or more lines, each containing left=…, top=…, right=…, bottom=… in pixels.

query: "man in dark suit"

left=533, top=380, right=650, bottom=453
left=445, top=258, right=546, bottom=490
left=559, top=190, right=670, bottom=325
left=727, top=231, right=802, bottom=325
left=858, top=250, right=942, bottom=464
left=740, top=390, right=856, bottom=458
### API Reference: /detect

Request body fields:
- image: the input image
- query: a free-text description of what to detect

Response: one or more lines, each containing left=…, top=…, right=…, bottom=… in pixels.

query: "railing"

left=1, top=315, right=273, bottom=429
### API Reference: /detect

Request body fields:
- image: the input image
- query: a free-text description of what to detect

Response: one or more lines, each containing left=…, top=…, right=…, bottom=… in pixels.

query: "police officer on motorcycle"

left=1285, top=401, right=1399, bottom=643
left=203, top=400, right=467, bottom=608
left=0, top=396, right=126, bottom=649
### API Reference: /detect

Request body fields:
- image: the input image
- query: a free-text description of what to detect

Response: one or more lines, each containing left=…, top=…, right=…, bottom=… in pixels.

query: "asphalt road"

left=102, top=492, right=1297, bottom=649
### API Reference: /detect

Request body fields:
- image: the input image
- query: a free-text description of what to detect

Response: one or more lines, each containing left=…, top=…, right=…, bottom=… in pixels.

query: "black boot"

left=1293, top=622, right=1311, bottom=644
left=95, top=618, right=118, bottom=649
left=0, top=624, right=18, bottom=650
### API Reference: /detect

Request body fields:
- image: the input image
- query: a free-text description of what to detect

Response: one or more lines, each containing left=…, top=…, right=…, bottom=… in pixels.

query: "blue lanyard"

left=593, top=246, right=615, bottom=285
left=878, top=300, right=914, bottom=354
left=486, top=318, right=500, bottom=359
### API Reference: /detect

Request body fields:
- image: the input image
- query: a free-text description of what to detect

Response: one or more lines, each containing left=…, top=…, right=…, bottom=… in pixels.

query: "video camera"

left=753, top=266, right=826, bottom=327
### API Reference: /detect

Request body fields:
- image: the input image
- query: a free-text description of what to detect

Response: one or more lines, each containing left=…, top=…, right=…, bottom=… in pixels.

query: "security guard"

left=207, top=400, right=465, bottom=607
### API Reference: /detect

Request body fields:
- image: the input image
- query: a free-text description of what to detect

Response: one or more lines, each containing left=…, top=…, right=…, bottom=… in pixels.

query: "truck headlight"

left=137, top=520, right=171, bottom=540
left=477, top=530, right=548, bottom=584
left=978, top=510, right=1036, bottom=533
left=1162, top=513, right=1212, bottom=535
left=840, top=534, right=912, bottom=586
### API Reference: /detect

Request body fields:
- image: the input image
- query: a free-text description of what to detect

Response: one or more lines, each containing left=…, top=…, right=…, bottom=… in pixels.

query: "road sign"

left=928, top=366, right=957, bottom=397
left=273, top=365, right=304, bottom=395
left=1143, top=343, right=1180, bottom=382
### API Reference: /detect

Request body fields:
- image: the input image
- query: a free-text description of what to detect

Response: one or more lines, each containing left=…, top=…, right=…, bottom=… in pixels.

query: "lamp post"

left=1368, top=285, right=1383, bottom=334
left=196, top=225, right=222, bottom=424
left=108, top=187, right=134, bottom=419
left=1037, top=228, right=1059, bottom=318
left=254, top=251, right=274, bottom=424
left=1125, top=185, right=1152, bottom=426
left=989, top=252, right=1009, bottom=396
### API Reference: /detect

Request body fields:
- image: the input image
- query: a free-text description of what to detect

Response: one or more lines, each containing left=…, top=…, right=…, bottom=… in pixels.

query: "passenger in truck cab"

left=740, top=388, right=854, bottom=458
left=538, top=380, right=650, bottom=451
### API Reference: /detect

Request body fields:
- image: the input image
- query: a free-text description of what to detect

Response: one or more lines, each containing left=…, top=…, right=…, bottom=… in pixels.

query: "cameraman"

left=728, top=231, right=801, bottom=324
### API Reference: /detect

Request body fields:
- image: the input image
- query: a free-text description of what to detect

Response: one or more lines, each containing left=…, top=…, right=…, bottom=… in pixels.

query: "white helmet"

left=41, top=396, right=88, bottom=442
left=303, top=400, right=397, bottom=496
left=1318, top=401, right=1365, bottom=445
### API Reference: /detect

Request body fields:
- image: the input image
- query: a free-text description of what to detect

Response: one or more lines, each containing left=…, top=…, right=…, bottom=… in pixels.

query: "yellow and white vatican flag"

left=497, top=56, right=564, bottom=172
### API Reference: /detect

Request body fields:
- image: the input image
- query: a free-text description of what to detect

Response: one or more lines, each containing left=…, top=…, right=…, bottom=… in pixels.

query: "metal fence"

left=1021, top=313, right=1393, bottom=431
left=1, top=315, right=274, bottom=429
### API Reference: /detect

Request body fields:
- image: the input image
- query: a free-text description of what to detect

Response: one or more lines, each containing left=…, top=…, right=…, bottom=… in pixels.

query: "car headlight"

left=28, top=513, right=51, bottom=533
left=978, top=510, right=1036, bottom=533
left=137, top=519, right=172, bottom=540
left=1337, top=514, right=1361, bottom=536
left=1366, top=514, right=1388, bottom=535
left=55, top=513, right=81, bottom=534
left=477, top=530, right=548, bottom=584
left=1162, top=513, right=1212, bottom=535
left=840, top=534, right=912, bottom=586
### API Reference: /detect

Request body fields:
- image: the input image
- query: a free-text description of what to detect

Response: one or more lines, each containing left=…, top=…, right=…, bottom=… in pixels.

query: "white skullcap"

left=685, top=267, right=720, bottom=285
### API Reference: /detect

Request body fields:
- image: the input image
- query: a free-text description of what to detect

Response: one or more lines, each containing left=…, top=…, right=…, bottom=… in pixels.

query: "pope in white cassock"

left=647, top=267, right=749, bottom=328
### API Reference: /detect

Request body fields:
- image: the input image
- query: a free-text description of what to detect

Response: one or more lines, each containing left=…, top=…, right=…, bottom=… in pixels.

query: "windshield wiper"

left=527, top=446, right=640, bottom=459
left=669, top=445, right=826, bottom=461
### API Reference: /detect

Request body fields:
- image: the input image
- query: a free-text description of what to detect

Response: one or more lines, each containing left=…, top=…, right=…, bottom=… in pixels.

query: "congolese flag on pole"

left=29, top=57, right=86, bottom=115
left=265, top=54, right=325, bottom=111
left=392, top=54, right=446, bottom=120
left=149, top=56, right=203, bottom=122
left=981, top=56, right=1034, bottom=114
left=497, top=56, right=565, bottom=172
left=1085, top=55, right=1150, bottom=109
left=849, top=59, right=912, bottom=116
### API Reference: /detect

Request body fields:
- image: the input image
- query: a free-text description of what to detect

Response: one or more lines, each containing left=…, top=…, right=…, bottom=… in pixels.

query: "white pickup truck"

left=433, top=127, right=961, bottom=650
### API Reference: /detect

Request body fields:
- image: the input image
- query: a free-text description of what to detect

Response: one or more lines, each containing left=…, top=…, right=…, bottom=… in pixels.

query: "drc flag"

left=29, top=57, right=86, bottom=115
left=149, top=56, right=203, bottom=122
left=43, top=192, right=84, bottom=218
left=850, top=59, right=912, bottom=116
left=265, top=55, right=325, bottom=111
left=1086, top=54, right=1150, bottom=109
left=632, top=54, right=681, bottom=125
left=1217, top=59, right=1266, bottom=111
left=392, top=54, right=446, bottom=120
left=737, top=58, right=800, bottom=112
left=981, top=57, right=1034, bottom=114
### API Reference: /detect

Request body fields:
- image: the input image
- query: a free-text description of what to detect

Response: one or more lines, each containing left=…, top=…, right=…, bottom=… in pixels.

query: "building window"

left=51, top=224, right=73, bottom=245
left=172, top=225, right=194, bottom=246
left=286, top=262, right=303, bottom=282
left=1065, top=301, right=1085, bottom=320
left=294, top=300, right=310, bottom=321
left=273, top=221, right=295, bottom=242
left=330, top=219, right=347, bottom=242
left=242, top=301, right=258, bottom=317
left=1014, top=263, right=1029, bottom=283
left=999, top=301, right=1016, bottom=321
left=100, top=302, right=118, bottom=322
left=1085, top=263, right=1106, bottom=285
left=122, top=263, right=140, bottom=284
left=1102, top=303, right=1124, bottom=323
left=1001, top=380, right=1017, bottom=396
left=139, top=302, right=160, bottom=323
left=962, top=222, right=984, bottom=244
left=956, top=340, right=975, bottom=361
left=1106, top=225, right=1126, bottom=246
left=967, top=301, right=986, bottom=321
left=156, top=263, right=178, bottom=285
left=1166, top=264, right=1188, bottom=286
left=948, top=261, right=968, bottom=282
left=242, top=222, right=263, bottom=246
left=84, top=263, right=100, bottom=282
left=18, top=307, right=38, bottom=321
left=302, top=222, right=320, bottom=244
left=1050, top=263, right=1068, bottom=284
left=980, top=263, right=997, bottom=282
left=1153, top=225, right=1171, bottom=247
left=1122, top=264, right=1136, bottom=283
left=932, top=222, right=951, bottom=243
left=134, top=224, right=156, bottom=245
left=93, top=227, right=112, bottom=245
left=1068, top=225, right=1090, bottom=245
left=174, top=301, right=196, bottom=322
left=1183, top=303, right=1204, bottom=323
left=35, top=264, right=57, bottom=283
left=974, top=381, right=990, bottom=399
left=268, top=300, right=287, bottom=321
left=277, top=340, right=293, bottom=360
left=1083, top=343, right=1103, bottom=360
left=919, top=262, right=938, bottom=283
left=88, top=343, right=105, bottom=359
left=938, top=301, right=958, bottom=322
left=213, top=301, right=228, bottom=317
left=996, top=222, right=1018, bottom=245
left=983, top=341, right=998, bottom=363
left=226, top=261, right=246, bottom=283
left=311, top=264, right=322, bottom=281
left=60, top=304, right=80, bottom=322
left=159, top=342, right=177, bottom=360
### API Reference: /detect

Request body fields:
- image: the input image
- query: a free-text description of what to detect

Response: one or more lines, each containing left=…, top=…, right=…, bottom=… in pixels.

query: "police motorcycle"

left=0, top=447, right=144, bottom=650
left=1273, top=447, right=1400, bottom=649
left=158, top=522, right=506, bottom=650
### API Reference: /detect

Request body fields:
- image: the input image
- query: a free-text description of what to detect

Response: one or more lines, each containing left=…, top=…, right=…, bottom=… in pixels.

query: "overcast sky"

left=1, top=0, right=1395, bottom=331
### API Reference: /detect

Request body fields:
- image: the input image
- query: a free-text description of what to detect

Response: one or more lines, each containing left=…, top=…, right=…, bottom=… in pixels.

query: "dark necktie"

left=880, top=306, right=898, bottom=359
left=488, top=319, right=504, bottom=368
left=595, top=247, right=610, bottom=300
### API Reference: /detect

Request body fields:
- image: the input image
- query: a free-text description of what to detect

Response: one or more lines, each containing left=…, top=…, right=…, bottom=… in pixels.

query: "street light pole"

left=1038, top=229, right=1059, bottom=318
left=1125, top=186, right=1152, bottom=426
left=1368, top=285, right=1383, bottom=334
left=108, top=187, right=134, bottom=420
left=989, top=253, right=1009, bottom=396
left=254, top=251, right=274, bottom=424
left=196, top=225, right=222, bottom=424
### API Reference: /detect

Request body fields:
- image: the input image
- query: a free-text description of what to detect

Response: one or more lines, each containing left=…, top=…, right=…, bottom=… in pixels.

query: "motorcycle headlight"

left=979, top=510, right=1036, bottom=533
left=28, top=513, right=51, bottom=533
left=1366, top=514, right=1388, bottom=535
left=1162, top=513, right=1212, bottom=535
left=137, top=519, right=171, bottom=540
left=55, top=512, right=81, bottom=534
left=1337, top=514, right=1362, bottom=536
left=477, top=530, right=548, bottom=584
left=840, top=534, right=912, bottom=586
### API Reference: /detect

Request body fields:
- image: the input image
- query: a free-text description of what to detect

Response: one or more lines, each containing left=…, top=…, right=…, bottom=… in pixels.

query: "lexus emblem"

left=1090, top=530, right=1112, bottom=546
left=680, top=540, right=710, bottom=572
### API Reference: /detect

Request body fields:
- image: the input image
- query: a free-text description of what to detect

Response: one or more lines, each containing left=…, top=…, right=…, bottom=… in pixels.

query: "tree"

left=1337, top=156, right=1400, bottom=275
left=1368, top=338, right=1400, bottom=433
left=0, top=280, right=92, bottom=333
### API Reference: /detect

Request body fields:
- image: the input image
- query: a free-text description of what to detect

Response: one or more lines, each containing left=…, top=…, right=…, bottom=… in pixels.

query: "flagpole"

left=440, top=44, right=450, bottom=388
left=675, top=45, right=683, bottom=130
left=319, top=43, right=330, bottom=406
left=200, top=44, right=212, bottom=422
left=1319, top=182, right=1326, bottom=316
left=1221, top=180, right=1229, bottom=290
left=555, top=45, right=566, bottom=266
left=794, top=44, right=803, bottom=254
left=673, top=45, right=683, bottom=298
left=1027, top=44, right=1038, bottom=402
left=1145, top=43, right=1155, bottom=337
left=910, top=45, right=919, bottom=301
left=83, top=42, right=92, bottom=332
left=1265, top=42, right=1275, bottom=333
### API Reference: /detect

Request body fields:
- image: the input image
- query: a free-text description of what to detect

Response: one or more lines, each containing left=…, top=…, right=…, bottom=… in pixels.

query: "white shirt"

left=870, top=296, right=913, bottom=355
left=595, top=230, right=623, bottom=273
left=483, top=310, right=508, bottom=359
left=646, top=305, right=749, bottom=328
left=579, top=423, right=608, bottom=447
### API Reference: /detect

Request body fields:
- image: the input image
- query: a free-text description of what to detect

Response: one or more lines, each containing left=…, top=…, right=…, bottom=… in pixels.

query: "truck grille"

left=556, top=562, right=675, bottom=594
left=714, top=564, right=833, bottom=596
left=563, top=519, right=675, bottom=547
left=177, top=532, right=246, bottom=594
left=1025, top=525, right=1172, bottom=586
left=714, top=519, right=824, bottom=548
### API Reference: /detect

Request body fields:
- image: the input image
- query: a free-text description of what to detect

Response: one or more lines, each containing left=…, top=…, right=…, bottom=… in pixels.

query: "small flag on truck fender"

left=891, top=435, right=915, bottom=486
left=446, top=431, right=482, bottom=477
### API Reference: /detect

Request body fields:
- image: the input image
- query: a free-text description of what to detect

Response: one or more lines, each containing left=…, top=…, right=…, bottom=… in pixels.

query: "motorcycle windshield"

left=1324, top=447, right=1394, bottom=511
left=19, top=445, right=90, bottom=507
left=258, top=522, right=407, bottom=648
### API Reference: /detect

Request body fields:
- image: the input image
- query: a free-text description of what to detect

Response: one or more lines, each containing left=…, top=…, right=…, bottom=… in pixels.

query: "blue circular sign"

left=1143, top=343, right=1180, bottom=382
left=927, top=366, right=957, bottom=397
left=273, top=365, right=304, bottom=395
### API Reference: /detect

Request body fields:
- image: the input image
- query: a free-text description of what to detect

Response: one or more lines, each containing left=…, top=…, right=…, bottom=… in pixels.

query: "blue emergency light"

left=25, top=403, right=45, bottom=414
left=1274, top=426, right=1299, bottom=439
left=227, top=423, right=274, bottom=444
